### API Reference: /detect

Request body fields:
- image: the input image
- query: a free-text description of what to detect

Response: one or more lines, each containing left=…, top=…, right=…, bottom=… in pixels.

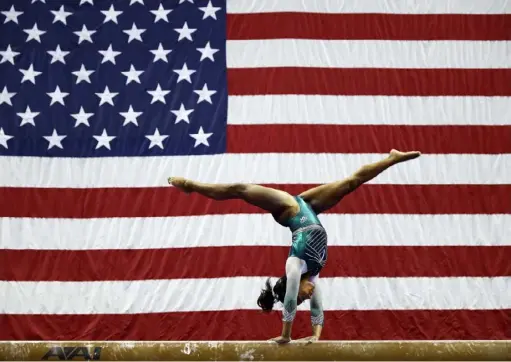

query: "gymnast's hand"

left=295, top=336, right=319, bottom=344
left=269, top=335, right=291, bottom=344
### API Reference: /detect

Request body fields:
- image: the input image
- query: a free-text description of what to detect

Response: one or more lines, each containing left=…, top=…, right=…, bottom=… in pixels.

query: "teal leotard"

left=282, top=196, right=328, bottom=276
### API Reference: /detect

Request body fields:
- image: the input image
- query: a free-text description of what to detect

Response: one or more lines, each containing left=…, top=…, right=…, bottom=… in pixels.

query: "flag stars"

left=24, top=23, right=46, bottom=43
left=171, top=103, right=193, bottom=124
left=198, top=1, right=221, bottom=20
left=17, top=106, right=40, bottom=126
left=50, top=5, right=72, bottom=25
left=71, top=107, right=93, bottom=127
left=74, top=25, right=96, bottom=44
left=146, top=128, right=169, bottom=149
left=44, top=129, right=66, bottom=150
left=95, top=86, right=118, bottom=106
left=123, top=23, right=146, bottom=43
left=99, top=45, right=121, bottom=64
left=174, top=22, right=196, bottom=42
left=2, top=5, right=23, bottom=24
left=0, top=128, right=13, bottom=149
left=101, top=5, right=122, bottom=24
left=80, top=0, right=94, bottom=5
left=47, top=45, right=69, bottom=64
left=19, top=64, right=42, bottom=84
left=72, top=65, right=95, bottom=84
left=93, top=129, right=116, bottom=150
left=151, top=4, right=171, bottom=23
left=0, top=86, right=16, bottom=106
left=150, top=43, right=171, bottom=63
left=173, top=63, right=196, bottom=84
left=122, top=65, right=144, bottom=84
left=119, top=105, right=142, bottom=126
left=197, top=42, right=219, bottom=62
left=47, top=86, right=69, bottom=106
left=194, top=84, right=216, bottom=104
left=0, top=45, right=19, bottom=64
left=130, top=0, right=144, bottom=5
left=189, top=127, right=212, bottom=147
left=147, top=84, right=170, bottom=104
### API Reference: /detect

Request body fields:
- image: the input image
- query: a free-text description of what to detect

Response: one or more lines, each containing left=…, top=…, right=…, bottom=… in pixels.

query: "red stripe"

left=0, top=184, right=508, bottom=218
left=1, top=310, right=508, bottom=340
left=227, top=13, right=511, bottom=40
left=228, top=68, right=511, bottom=96
left=226, top=125, right=511, bottom=154
left=1, top=246, right=508, bottom=281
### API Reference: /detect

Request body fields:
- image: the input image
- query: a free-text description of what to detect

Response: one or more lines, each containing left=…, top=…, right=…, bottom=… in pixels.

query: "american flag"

left=0, top=0, right=510, bottom=341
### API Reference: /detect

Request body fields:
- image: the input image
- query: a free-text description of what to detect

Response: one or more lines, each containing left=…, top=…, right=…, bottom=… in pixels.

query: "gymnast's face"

left=298, top=279, right=315, bottom=301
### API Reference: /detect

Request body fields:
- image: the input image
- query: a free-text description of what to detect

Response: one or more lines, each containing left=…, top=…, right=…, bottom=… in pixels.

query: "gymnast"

left=168, top=149, right=421, bottom=344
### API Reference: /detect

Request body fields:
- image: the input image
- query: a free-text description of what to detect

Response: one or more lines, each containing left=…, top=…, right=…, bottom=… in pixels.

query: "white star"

left=80, top=0, right=93, bottom=5
left=46, top=86, right=69, bottom=106
left=130, top=0, right=144, bottom=4
left=121, top=65, right=144, bottom=85
left=171, top=103, right=193, bottom=124
left=72, top=64, right=94, bottom=84
left=101, top=5, right=122, bottom=24
left=0, top=128, right=13, bottom=149
left=50, top=5, right=72, bottom=25
left=95, top=86, right=118, bottom=106
left=197, top=42, right=219, bottom=62
left=24, top=23, right=46, bottom=43
left=123, top=23, right=146, bottom=43
left=189, top=127, right=213, bottom=147
left=198, top=1, right=221, bottom=20
left=151, top=4, right=171, bottom=23
left=0, top=86, right=16, bottom=106
left=0, top=45, right=19, bottom=64
left=147, top=84, right=170, bottom=104
left=2, top=5, right=23, bottom=24
left=73, top=25, right=96, bottom=44
left=119, top=105, right=142, bottom=126
left=98, top=45, right=121, bottom=64
left=174, top=22, right=196, bottom=42
left=173, top=63, right=196, bottom=84
left=19, top=64, right=42, bottom=84
left=194, top=83, right=216, bottom=104
left=146, top=128, right=168, bottom=149
left=93, top=129, right=116, bottom=150
left=47, top=45, right=69, bottom=64
left=17, top=106, right=40, bottom=126
left=43, top=129, right=66, bottom=150
left=179, top=0, right=194, bottom=3
left=31, top=0, right=46, bottom=3
left=150, top=43, right=171, bottom=63
left=71, top=106, right=93, bottom=127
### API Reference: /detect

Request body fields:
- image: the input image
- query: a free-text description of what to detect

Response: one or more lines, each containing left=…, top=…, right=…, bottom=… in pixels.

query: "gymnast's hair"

left=257, top=276, right=305, bottom=312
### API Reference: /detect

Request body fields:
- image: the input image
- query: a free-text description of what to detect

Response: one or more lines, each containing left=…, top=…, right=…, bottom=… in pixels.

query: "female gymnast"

left=168, top=149, right=421, bottom=344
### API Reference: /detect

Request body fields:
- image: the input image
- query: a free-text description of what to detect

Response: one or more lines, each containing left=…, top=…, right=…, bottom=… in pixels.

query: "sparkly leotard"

left=283, top=196, right=328, bottom=277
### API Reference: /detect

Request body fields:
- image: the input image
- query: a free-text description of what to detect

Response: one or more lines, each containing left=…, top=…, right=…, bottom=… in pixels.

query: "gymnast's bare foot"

left=168, top=177, right=193, bottom=193
left=389, top=149, right=421, bottom=163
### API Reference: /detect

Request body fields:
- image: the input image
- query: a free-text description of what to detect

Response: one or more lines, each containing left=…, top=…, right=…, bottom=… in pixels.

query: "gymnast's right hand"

left=269, top=335, right=291, bottom=344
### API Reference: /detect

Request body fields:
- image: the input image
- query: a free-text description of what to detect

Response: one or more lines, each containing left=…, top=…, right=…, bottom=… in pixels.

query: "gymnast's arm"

left=309, top=281, right=324, bottom=340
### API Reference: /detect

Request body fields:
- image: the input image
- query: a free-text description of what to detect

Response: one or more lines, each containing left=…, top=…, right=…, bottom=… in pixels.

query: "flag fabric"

left=0, top=0, right=510, bottom=341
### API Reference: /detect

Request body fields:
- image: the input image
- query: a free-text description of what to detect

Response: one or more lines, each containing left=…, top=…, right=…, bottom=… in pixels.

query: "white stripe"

left=226, top=40, right=511, bottom=69
left=227, top=0, right=511, bottom=14
left=2, top=277, right=509, bottom=313
left=0, top=154, right=508, bottom=188
left=227, top=95, right=511, bottom=125
left=1, top=215, right=508, bottom=250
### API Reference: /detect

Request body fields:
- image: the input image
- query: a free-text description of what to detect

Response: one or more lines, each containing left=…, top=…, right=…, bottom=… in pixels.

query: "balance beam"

left=0, top=341, right=508, bottom=361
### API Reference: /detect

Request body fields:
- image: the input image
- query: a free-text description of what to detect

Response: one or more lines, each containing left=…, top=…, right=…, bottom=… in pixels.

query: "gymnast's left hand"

left=295, top=336, right=319, bottom=344
left=269, top=336, right=291, bottom=344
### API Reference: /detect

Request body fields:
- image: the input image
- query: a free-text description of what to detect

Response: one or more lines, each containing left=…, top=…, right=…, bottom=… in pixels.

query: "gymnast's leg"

left=168, top=177, right=299, bottom=221
left=299, top=149, right=421, bottom=214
